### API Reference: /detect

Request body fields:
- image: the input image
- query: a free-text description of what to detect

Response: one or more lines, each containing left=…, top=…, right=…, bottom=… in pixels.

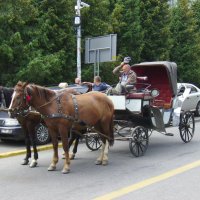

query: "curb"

left=0, top=143, right=63, bottom=159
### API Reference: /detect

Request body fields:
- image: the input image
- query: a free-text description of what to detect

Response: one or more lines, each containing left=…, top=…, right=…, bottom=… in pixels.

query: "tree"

left=109, top=0, right=144, bottom=63
left=0, top=0, right=76, bottom=86
left=170, top=0, right=200, bottom=84
left=140, top=0, right=171, bottom=61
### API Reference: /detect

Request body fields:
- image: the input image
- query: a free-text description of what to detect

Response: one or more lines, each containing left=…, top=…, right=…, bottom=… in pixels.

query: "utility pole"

left=74, top=1, right=90, bottom=81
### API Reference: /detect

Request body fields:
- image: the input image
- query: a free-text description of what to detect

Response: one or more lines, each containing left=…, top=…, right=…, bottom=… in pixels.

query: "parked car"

left=177, top=83, right=200, bottom=116
left=0, top=111, right=50, bottom=144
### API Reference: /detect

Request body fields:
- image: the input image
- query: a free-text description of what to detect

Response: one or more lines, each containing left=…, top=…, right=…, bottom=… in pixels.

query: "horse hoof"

left=62, top=168, right=70, bottom=174
left=102, top=160, right=108, bottom=166
left=48, top=165, right=56, bottom=171
left=70, top=154, right=75, bottom=160
left=95, top=160, right=102, bottom=165
left=30, top=161, right=38, bottom=168
left=21, top=160, right=29, bottom=165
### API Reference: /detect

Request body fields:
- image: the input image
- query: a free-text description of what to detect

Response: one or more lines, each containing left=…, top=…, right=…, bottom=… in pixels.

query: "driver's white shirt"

left=121, top=73, right=128, bottom=86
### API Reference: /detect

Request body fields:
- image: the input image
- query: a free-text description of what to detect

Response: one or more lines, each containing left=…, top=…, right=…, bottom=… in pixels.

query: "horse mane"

left=31, top=84, right=55, bottom=101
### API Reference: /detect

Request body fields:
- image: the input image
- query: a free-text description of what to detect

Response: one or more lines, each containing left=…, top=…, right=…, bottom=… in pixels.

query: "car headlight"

left=4, top=118, right=20, bottom=126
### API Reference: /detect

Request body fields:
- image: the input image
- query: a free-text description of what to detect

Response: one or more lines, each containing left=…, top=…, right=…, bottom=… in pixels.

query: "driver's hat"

left=123, top=56, right=131, bottom=64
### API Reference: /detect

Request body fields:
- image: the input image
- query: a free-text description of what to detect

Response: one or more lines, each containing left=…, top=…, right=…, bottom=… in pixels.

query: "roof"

left=132, top=61, right=178, bottom=96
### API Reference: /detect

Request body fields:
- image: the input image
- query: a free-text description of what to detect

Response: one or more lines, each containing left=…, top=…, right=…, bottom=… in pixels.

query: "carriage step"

left=164, top=133, right=174, bottom=136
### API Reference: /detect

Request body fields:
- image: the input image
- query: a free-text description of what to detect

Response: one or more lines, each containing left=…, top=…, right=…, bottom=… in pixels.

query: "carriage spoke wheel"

left=129, top=126, right=149, bottom=157
left=179, top=111, right=195, bottom=143
left=85, top=134, right=102, bottom=151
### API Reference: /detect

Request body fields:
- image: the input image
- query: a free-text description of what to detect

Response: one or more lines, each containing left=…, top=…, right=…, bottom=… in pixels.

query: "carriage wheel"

left=85, top=134, right=102, bottom=151
left=129, top=126, right=149, bottom=157
left=179, top=111, right=195, bottom=143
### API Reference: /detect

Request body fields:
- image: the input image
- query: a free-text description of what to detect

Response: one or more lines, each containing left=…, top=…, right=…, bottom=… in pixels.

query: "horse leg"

left=101, top=140, right=109, bottom=166
left=29, top=124, right=38, bottom=168
left=60, top=129, right=70, bottom=174
left=95, top=141, right=105, bottom=165
left=21, top=128, right=31, bottom=165
left=48, top=131, right=59, bottom=171
left=95, top=138, right=109, bottom=165
left=71, top=136, right=80, bottom=160
left=62, top=131, right=76, bottom=159
left=95, top=118, right=112, bottom=165
left=69, top=131, right=80, bottom=160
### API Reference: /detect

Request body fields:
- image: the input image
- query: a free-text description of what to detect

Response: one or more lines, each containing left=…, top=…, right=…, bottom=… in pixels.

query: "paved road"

left=0, top=121, right=200, bottom=200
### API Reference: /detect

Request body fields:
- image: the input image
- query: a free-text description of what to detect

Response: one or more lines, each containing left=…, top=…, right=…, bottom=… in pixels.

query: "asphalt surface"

left=0, top=118, right=200, bottom=200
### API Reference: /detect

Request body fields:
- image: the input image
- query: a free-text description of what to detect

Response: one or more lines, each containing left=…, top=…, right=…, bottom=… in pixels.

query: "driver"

left=107, top=57, right=137, bottom=95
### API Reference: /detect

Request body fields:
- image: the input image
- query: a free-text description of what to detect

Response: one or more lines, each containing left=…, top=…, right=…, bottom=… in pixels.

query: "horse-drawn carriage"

left=7, top=61, right=195, bottom=173
left=86, top=61, right=195, bottom=156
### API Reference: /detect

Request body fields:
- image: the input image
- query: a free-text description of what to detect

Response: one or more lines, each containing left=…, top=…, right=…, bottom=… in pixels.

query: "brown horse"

left=0, top=85, right=83, bottom=167
left=0, top=86, right=41, bottom=167
left=9, top=81, right=114, bottom=174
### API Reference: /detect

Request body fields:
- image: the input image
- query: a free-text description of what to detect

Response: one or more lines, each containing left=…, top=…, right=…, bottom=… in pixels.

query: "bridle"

left=9, top=84, right=64, bottom=117
left=9, top=87, right=31, bottom=117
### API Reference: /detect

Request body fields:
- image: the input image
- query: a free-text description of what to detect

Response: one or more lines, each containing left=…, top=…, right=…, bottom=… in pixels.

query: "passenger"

left=83, top=76, right=110, bottom=92
left=58, top=82, right=68, bottom=88
left=107, top=57, right=137, bottom=95
left=75, top=77, right=81, bottom=85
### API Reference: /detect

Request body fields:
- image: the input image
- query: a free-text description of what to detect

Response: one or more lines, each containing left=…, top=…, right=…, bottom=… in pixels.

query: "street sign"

left=85, top=34, right=117, bottom=64
left=85, top=34, right=117, bottom=76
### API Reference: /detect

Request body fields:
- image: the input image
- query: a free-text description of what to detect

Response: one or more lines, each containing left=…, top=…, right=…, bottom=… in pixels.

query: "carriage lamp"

left=151, top=89, right=159, bottom=97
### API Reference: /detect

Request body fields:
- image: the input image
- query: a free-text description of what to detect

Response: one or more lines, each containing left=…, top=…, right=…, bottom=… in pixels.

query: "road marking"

left=0, top=143, right=63, bottom=159
left=93, top=160, right=200, bottom=200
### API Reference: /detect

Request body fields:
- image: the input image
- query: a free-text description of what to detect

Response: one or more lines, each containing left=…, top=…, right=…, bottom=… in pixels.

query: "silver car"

left=177, top=83, right=200, bottom=116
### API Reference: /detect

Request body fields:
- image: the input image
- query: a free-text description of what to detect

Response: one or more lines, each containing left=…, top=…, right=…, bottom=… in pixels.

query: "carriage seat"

left=125, top=76, right=151, bottom=99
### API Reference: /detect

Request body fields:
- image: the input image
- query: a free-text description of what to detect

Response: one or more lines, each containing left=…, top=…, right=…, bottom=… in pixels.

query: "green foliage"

left=16, top=51, right=65, bottom=85
left=0, top=0, right=200, bottom=86
left=170, top=0, right=200, bottom=84
left=140, top=0, right=171, bottom=61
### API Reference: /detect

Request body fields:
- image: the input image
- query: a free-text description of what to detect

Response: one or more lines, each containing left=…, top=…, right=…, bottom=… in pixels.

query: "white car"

left=177, top=83, right=200, bottom=116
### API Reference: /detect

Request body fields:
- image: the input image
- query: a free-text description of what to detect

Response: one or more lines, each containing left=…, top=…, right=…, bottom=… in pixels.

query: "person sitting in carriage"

left=83, top=76, right=110, bottom=92
left=107, top=57, right=137, bottom=95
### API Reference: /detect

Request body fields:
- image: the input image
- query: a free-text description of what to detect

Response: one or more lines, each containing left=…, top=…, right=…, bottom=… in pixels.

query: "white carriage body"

left=108, top=96, right=150, bottom=112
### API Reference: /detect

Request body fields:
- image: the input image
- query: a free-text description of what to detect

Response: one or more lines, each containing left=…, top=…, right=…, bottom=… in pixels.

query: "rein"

left=35, top=91, right=63, bottom=110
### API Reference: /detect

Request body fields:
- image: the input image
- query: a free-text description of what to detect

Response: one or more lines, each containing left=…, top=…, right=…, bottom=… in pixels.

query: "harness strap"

left=71, top=94, right=79, bottom=121
left=42, top=113, right=75, bottom=121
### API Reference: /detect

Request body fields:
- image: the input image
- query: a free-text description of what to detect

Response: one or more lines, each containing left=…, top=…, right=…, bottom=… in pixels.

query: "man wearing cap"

left=107, top=57, right=137, bottom=95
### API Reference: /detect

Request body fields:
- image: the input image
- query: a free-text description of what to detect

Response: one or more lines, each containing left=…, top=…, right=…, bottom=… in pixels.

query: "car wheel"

left=195, top=101, right=200, bottom=116
left=35, top=123, right=50, bottom=145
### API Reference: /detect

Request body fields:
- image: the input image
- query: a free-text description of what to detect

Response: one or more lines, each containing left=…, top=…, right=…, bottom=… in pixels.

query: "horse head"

left=9, top=81, right=31, bottom=117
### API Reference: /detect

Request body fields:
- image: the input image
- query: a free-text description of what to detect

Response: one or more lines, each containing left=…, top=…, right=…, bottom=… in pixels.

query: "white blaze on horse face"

left=8, top=91, right=16, bottom=117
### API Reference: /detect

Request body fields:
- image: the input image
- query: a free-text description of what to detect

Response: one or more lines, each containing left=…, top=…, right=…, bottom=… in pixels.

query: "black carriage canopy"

left=131, top=61, right=177, bottom=97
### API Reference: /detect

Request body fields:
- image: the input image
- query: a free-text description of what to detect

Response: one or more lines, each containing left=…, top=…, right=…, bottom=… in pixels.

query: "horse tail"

left=108, top=101, right=114, bottom=146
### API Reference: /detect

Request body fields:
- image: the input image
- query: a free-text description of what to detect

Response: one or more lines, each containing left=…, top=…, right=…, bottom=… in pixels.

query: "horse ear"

left=26, top=85, right=32, bottom=96
left=23, top=81, right=29, bottom=88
